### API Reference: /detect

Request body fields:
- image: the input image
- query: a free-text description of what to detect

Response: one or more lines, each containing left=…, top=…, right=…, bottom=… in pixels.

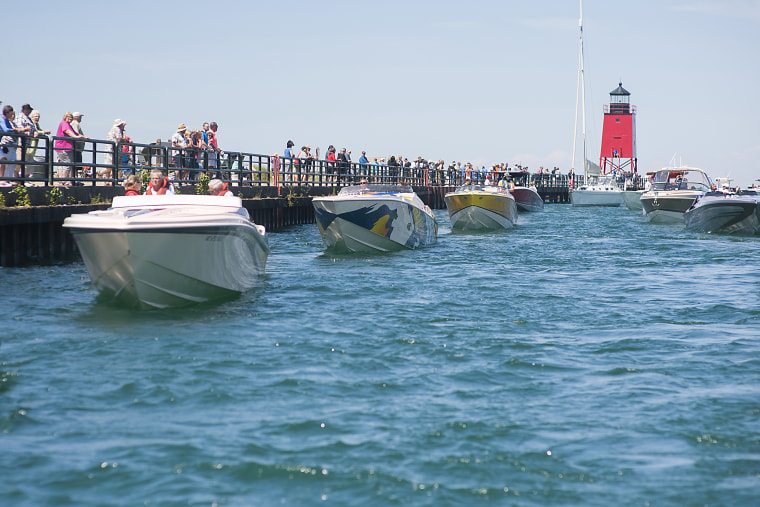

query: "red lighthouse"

left=599, top=82, right=637, bottom=174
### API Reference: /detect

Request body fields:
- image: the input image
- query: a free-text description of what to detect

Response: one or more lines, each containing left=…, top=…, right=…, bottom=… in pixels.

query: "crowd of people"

left=1, top=103, right=55, bottom=186
left=2, top=99, right=579, bottom=189
left=169, top=121, right=221, bottom=181
left=278, top=138, right=575, bottom=187
left=1, top=101, right=225, bottom=187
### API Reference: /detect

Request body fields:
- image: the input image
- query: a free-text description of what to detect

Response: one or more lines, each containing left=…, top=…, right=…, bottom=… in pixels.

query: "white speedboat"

left=63, top=194, right=269, bottom=309
left=684, top=190, right=760, bottom=235
left=312, top=183, right=437, bottom=253
left=570, top=174, right=624, bottom=207
left=640, top=167, right=713, bottom=223
left=444, top=184, right=518, bottom=232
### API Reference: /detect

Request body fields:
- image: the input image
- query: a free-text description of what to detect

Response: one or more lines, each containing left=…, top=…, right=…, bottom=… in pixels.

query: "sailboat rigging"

left=571, top=0, right=585, bottom=177
left=569, top=0, right=624, bottom=207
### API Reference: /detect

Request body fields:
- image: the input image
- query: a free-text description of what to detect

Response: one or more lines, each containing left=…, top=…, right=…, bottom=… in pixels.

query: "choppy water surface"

left=2, top=205, right=759, bottom=506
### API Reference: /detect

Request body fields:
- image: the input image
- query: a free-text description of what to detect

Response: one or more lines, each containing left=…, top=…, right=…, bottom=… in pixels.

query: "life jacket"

left=125, top=188, right=140, bottom=196
left=146, top=177, right=169, bottom=195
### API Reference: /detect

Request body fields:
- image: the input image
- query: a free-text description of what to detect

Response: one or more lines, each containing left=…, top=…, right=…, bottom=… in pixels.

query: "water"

left=2, top=206, right=759, bottom=506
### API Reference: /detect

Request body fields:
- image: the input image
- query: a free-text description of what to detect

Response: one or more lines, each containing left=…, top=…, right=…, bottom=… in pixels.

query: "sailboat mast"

left=572, top=0, right=586, bottom=176
left=580, top=0, right=587, bottom=177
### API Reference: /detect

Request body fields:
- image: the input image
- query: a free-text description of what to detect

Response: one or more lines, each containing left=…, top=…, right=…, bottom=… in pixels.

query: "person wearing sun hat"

left=70, top=111, right=86, bottom=176
left=171, top=123, right=188, bottom=172
left=100, top=118, right=127, bottom=181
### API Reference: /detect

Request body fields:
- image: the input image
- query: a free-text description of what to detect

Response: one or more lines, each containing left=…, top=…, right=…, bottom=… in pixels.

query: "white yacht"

left=570, top=173, right=623, bottom=207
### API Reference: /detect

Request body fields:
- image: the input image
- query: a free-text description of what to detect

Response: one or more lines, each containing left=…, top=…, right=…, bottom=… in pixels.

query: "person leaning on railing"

left=297, top=145, right=314, bottom=182
left=27, top=110, right=51, bottom=163
left=1, top=105, right=31, bottom=183
left=15, top=105, right=37, bottom=174
left=206, top=130, right=219, bottom=177
left=54, top=111, right=88, bottom=182
left=102, top=119, right=126, bottom=182
left=171, top=123, right=189, bottom=179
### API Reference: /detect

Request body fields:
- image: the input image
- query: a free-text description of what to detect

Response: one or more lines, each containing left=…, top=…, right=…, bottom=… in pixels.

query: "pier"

left=0, top=133, right=644, bottom=266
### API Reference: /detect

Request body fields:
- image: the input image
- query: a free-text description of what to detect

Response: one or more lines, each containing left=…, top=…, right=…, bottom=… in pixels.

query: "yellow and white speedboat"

left=444, top=184, right=518, bottom=232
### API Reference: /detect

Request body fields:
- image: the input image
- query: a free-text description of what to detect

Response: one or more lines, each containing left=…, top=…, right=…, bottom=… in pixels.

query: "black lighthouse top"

left=609, top=82, right=631, bottom=114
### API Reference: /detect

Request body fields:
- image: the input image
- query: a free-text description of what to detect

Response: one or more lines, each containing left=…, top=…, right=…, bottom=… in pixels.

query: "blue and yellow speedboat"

left=312, top=183, right=437, bottom=253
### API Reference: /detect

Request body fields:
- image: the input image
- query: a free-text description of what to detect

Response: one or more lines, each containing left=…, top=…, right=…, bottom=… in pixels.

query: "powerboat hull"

left=445, top=187, right=518, bottom=232
left=570, top=189, right=623, bottom=207
left=640, top=193, right=700, bottom=223
left=63, top=195, right=269, bottom=309
left=510, top=186, right=544, bottom=212
left=313, top=185, right=437, bottom=253
left=622, top=190, right=644, bottom=210
left=684, top=194, right=760, bottom=235
left=570, top=175, right=623, bottom=207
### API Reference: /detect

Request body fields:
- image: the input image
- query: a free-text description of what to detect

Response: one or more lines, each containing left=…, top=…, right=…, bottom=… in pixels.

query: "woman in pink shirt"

left=54, top=112, right=87, bottom=181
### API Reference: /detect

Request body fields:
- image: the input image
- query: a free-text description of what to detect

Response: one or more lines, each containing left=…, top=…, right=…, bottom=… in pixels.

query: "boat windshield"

left=338, top=183, right=413, bottom=195
left=652, top=168, right=712, bottom=192
left=455, top=184, right=484, bottom=192
left=455, top=184, right=507, bottom=193
left=124, top=208, right=158, bottom=218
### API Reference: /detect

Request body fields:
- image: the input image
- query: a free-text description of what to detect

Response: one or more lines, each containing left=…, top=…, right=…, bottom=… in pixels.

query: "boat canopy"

left=651, top=168, right=712, bottom=192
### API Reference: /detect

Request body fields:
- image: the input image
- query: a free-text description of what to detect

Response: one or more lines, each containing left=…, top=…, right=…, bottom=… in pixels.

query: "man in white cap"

left=101, top=119, right=126, bottom=180
left=70, top=112, right=85, bottom=175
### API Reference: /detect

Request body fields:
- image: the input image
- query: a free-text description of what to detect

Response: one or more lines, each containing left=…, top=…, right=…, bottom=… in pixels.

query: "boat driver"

left=209, top=178, right=233, bottom=197
left=146, top=169, right=175, bottom=195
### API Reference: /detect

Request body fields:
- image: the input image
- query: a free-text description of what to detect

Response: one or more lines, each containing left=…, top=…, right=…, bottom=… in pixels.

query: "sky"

left=5, top=0, right=759, bottom=186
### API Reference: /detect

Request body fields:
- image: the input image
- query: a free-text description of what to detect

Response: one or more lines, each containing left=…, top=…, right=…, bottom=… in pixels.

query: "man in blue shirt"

left=358, top=150, right=369, bottom=177
left=1, top=105, right=31, bottom=181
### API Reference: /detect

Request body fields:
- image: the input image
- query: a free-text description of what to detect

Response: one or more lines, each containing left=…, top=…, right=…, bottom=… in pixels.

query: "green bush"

left=196, top=172, right=210, bottom=195
left=10, top=185, right=31, bottom=207
left=46, top=187, right=64, bottom=206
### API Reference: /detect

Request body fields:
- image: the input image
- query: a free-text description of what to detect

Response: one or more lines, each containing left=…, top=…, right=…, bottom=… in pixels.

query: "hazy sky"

left=5, top=0, right=759, bottom=185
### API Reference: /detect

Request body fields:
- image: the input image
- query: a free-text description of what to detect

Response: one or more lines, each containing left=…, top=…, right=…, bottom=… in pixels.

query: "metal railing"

left=1, top=132, right=647, bottom=191
left=1, top=133, right=273, bottom=187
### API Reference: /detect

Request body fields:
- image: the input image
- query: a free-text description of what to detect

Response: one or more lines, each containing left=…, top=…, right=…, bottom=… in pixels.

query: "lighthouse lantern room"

left=599, top=82, right=637, bottom=174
